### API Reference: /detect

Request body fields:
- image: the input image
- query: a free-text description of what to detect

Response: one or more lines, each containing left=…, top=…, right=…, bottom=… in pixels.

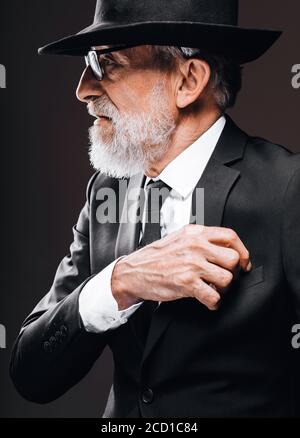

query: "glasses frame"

left=85, top=45, right=201, bottom=81
left=85, top=44, right=139, bottom=81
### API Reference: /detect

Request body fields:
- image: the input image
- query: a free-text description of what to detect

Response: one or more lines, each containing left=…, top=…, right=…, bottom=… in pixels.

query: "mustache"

left=87, top=96, right=119, bottom=120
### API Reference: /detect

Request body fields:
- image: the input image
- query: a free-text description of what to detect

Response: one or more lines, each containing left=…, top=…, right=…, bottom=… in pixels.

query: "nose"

left=76, top=66, right=104, bottom=103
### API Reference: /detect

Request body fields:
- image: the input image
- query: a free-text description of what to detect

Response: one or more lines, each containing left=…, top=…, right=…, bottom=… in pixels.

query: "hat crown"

left=38, top=0, right=280, bottom=64
left=93, top=0, right=239, bottom=26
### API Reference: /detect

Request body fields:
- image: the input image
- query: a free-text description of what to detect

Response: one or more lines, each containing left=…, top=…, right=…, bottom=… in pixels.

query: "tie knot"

left=145, top=179, right=171, bottom=210
left=146, top=179, right=171, bottom=192
left=140, top=178, right=170, bottom=230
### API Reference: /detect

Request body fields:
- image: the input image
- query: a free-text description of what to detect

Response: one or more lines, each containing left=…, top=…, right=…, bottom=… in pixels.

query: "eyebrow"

left=90, top=45, right=137, bottom=62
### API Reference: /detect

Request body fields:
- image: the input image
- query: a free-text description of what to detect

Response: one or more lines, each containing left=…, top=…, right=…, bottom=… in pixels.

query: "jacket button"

left=55, top=331, right=62, bottom=342
left=49, top=336, right=56, bottom=345
left=141, top=388, right=154, bottom=404
left=60, top=325, right=68, bottom=337
left=43, top=341, right=51, bottom=353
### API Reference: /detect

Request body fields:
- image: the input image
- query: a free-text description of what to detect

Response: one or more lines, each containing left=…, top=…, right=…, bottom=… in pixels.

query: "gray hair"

left=152, top=46, right=243, bottom=112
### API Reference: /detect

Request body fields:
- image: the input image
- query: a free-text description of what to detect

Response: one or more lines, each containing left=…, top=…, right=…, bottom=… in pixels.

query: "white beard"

left=87, top=83, right=176, bottom=178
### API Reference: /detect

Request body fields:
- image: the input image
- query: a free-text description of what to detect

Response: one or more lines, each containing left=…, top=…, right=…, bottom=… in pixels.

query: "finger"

left=205, top=227, right=251, bottom=272
left=198, top=261, right=234, bottom=291
left=192, top=279, right=221, bottom=311
left=200, top=243, right=243, bottom=276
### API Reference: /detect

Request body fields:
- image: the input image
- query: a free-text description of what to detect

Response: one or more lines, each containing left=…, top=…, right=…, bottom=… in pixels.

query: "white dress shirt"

left=79, top=115, right=226, bottom=333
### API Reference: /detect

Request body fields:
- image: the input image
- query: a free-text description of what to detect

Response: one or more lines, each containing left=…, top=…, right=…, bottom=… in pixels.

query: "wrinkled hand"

left=112, top=224, right=251, bottom=311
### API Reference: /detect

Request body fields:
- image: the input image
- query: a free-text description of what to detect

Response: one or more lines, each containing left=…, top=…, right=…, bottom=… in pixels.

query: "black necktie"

left=135, top=179, right=171, bottom=344
left=139, top=179, right=171, bottom=248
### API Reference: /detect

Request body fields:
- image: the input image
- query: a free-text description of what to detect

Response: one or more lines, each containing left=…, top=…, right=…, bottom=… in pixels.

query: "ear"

left=175, top=59, right=211, bottom=109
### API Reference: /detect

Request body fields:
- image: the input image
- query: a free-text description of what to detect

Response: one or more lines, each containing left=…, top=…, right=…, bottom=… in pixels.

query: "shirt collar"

left=145, top=115, right=226, bottom=199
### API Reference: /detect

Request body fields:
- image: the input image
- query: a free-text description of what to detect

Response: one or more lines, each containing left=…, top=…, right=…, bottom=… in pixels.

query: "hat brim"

left=38, top=21, right=282, bottom=64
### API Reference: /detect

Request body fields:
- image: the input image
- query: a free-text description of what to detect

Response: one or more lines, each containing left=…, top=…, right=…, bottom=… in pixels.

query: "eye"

left=101, top=56, right=116, bottom=67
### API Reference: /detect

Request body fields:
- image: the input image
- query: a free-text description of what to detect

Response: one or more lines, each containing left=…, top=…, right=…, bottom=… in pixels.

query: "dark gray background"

left=0, top=0, right=299, bottom=418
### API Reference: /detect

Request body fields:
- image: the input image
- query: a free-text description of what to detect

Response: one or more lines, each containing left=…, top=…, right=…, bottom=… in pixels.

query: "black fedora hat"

left=38, top=0, right=281, bottom=64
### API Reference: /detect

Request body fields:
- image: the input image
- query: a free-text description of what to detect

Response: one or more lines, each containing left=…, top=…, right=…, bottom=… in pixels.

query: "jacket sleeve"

left=10, top=172, right=110, bottom=404
left=281, top=164, right=300, bottom=415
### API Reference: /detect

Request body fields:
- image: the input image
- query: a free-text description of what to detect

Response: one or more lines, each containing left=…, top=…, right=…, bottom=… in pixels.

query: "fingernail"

left=246, top=261, right=252, bottom=272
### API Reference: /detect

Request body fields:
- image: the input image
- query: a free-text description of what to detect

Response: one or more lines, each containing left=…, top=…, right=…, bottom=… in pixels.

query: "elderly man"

left=10, top=0, right=300, bottom=418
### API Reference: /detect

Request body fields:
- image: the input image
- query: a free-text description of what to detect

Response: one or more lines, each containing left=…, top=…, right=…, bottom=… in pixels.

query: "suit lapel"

left=115, top=172, right=146, bottom=259
left=114, top=172, right=149, bottom=351
left=190, top=158, right=240, bottom=226
left=141, top=116, right=248, bottom=363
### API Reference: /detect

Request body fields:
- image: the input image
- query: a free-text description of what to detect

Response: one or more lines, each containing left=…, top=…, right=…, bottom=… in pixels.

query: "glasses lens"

left=86, top=51, right=103, bottom=81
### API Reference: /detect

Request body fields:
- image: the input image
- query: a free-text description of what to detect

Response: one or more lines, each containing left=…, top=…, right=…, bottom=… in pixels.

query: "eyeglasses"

left=85, top=45, right=202, bottom=81
left=85, top=44, right=139, bottom=81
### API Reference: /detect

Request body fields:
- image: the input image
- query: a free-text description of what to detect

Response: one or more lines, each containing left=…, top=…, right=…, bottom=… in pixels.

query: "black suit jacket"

left=10, top=116, right=300, bottom=417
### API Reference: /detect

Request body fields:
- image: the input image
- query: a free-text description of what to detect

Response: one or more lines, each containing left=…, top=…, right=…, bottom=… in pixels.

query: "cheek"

left=107, top=72, right=174, bottom=115
left=110, top=75, right=158, bottom=113
left=106, top=87, right=140, bottom=114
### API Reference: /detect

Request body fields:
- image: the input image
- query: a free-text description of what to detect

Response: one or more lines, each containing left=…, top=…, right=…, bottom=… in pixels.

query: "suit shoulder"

left=247, top=135, right=298, bottom=158
left=245, top=135, right=300, bottom=177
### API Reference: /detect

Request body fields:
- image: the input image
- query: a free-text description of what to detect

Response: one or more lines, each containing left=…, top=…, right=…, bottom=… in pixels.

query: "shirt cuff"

left=79, top=257, right=143, bottom=333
